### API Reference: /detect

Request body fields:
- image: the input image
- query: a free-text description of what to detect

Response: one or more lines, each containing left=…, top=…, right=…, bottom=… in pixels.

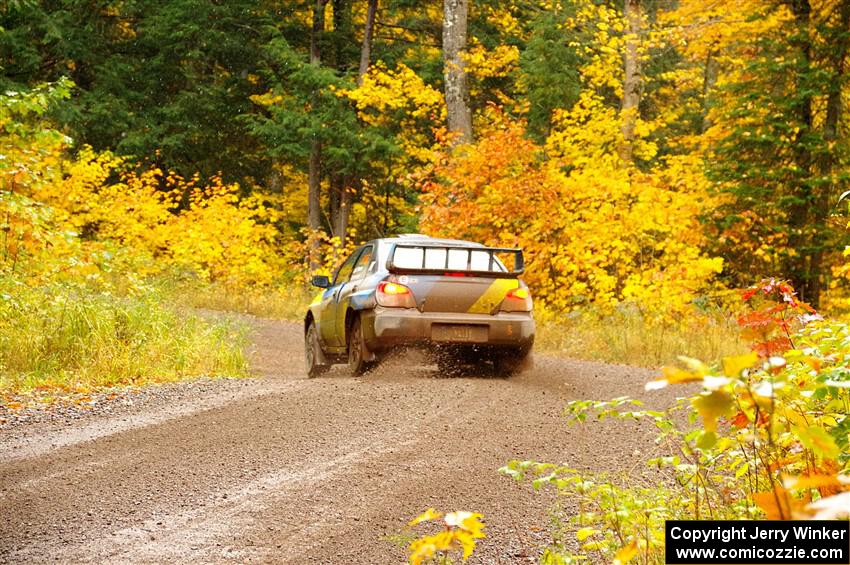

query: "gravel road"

left=0, top=317, right=676, bottom=564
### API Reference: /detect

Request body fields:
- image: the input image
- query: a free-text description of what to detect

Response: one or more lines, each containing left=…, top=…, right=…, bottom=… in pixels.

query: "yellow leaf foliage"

left=339, top=62, right=445, bottom=166
left=407, top=509, right=485, bottom=565
left=9, top=141, right=293, bottom=289
left=462, top=40, right=520, bottom=102
left=419, top=112, right=722, bottom=317
left=342, top=62, right=444, bottom=122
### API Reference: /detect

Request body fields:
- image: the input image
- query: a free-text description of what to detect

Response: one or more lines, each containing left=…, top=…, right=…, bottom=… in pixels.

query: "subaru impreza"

left=304, top=235, right=535, bottom=377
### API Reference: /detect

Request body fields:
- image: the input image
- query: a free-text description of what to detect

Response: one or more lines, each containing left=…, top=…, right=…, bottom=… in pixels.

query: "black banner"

left=665, top=521, right=849, bottom=564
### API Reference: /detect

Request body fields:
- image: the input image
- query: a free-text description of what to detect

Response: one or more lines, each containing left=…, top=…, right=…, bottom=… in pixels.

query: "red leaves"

left=740, top=278, right=813, bottom=311
left=738, top=278, right=817, bottom=357
left=730, top=411, right=749, bottom=428
left=753, top=336, right=794, bottom=357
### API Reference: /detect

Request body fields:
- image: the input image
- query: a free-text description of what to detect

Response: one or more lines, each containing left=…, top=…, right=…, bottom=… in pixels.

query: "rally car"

left=304, top=235, right=535, bottom=377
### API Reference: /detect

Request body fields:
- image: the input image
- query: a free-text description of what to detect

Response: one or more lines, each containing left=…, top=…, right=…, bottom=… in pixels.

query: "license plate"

left=431, top=324, right=488, bottom=343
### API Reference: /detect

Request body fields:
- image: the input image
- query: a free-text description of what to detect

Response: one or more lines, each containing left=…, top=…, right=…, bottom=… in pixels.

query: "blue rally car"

left=304, top=235, right=535, bottom=377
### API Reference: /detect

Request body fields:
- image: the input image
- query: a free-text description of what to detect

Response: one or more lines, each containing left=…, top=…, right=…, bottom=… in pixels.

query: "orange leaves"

left=418, top=114, right=551, bottom=270
left=736, top=279, right=819, bottom=358
left=753, top=488, right=809, bottom=520
left=730, top=411, right=750, bottom=428
left=783, top=473, right=845, bottom=497
left=419, top=112, right=721, bottom=317
left=752, top=336, right=794, bottom=358
left=613, top=540, right=639, bottom=565
left=752, top=472, right=850, bottom=521
left=741, top=278, right=801, bottom=304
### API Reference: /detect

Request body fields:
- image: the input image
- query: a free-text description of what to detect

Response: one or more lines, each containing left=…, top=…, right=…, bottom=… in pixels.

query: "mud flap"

left=362, top=346, right=377, bottom=363
left=315, top=335, right=331, bottom=366
left=358, top=310, right=379, bottom=362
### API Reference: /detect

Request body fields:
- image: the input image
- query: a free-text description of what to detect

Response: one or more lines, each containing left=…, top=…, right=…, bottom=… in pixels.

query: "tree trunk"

left=806, top=0, right=850, bottom=307
left=701, top=48, right=719, bottom=133
left=267, top=169, right=282, bottom=194
left=442, top=0, right=472, bottom=144
left=330, top=0, right=378, bottom=246
left=308, top=142, right=323, bottom=235
left=619, top=0, right=641, bottom=164
left=310, top=0, right=327, bottom=64
left=328, top=174, right=354, bottom=245
left=334, top=177, right=354, bottom=244
left=784, top=0, right=817, bottom=304
left=329, top=173, right=341, bottom=233
left=332, top=0, right=354, bottom=72
left=822, top=0, right=850, bottom=144
left=358, top=0, right=378, bottom=84
left=308, top=0, right=328, bottom=270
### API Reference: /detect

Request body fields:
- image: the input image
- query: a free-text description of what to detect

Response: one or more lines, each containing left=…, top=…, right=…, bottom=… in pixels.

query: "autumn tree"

left=706, top=0, right=850, bottom=307
left=4, top=0, right=850, bottom=309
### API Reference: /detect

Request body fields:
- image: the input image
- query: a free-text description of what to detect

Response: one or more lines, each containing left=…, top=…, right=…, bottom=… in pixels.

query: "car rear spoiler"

left=386, top=243, right=525, bottom=277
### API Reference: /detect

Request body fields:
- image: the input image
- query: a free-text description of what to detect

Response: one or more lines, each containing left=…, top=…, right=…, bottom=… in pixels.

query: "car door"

left=333, top=244, right=374, bottom=346
left=320, top=248, right=363, bottom=349
left=319, top=249, right=360, bottom=348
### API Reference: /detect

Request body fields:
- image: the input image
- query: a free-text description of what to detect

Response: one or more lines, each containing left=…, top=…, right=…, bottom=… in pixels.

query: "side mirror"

left=311, top=275, right=330, bottom=288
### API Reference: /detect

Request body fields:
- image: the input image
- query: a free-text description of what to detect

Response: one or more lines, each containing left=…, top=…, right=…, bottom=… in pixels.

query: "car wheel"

left=305, top=321, right=330, bottom=378
left=348, top=316, right=373, bottom=376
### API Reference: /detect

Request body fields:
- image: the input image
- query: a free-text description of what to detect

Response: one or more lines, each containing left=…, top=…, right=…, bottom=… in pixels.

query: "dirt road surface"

left=0, top=317, right=674, bottom=563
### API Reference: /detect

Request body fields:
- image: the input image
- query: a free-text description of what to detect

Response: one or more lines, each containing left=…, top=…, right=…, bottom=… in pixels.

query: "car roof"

left=376, top=234, right=484, bottom=248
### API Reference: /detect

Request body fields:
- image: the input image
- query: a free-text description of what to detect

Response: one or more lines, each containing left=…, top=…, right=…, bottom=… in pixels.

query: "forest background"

left=2, top=0, right=850, bottom=388
left=4, top=2, right=850, bottom=562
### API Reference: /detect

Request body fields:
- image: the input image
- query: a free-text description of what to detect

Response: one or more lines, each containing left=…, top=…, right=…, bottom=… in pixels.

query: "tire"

left=305, top=321, right=330, bottom=378
left=347, top=316, right=374, bottom=376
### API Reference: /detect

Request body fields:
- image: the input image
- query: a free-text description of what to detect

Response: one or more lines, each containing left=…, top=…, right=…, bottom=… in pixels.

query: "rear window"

left=391, top=246, right=508, bottom=273
left=393, top=246, right=424, bottom=269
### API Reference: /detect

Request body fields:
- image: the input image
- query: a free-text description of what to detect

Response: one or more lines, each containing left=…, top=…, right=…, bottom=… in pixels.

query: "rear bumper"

left=361, top=306, right=535, bottom=351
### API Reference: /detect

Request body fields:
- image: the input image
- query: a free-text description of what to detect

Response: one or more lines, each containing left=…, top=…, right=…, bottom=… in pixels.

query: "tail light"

left=376, top=280, right=416, bottom=308
left=500, top=285, right=532, bottom=312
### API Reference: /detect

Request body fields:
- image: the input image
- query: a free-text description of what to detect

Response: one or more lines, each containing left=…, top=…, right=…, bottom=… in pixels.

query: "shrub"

left=535, top=300, right=744, bottom=367
left=0, top=273, right=246, bottom=394
left=502, top=279, right=850, bottom=564
left=405, top=509, right=486, bottom=565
